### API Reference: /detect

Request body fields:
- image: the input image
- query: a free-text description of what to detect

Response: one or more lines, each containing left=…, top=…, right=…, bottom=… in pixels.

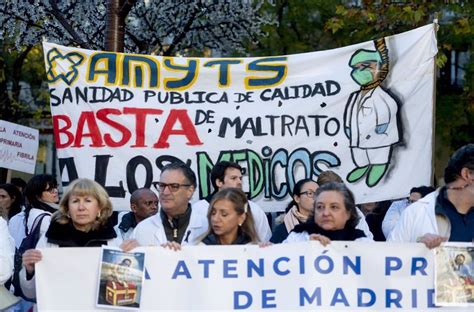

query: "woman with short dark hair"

left=270, top=179, right=318, bottom=243
left=284, top=182, right=372, bottom=245
left=8, top=174, right=59, bottom=249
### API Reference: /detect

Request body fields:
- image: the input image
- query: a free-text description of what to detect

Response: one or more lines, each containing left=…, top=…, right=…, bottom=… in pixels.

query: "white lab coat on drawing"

left=344, top=86, right=399, bottom=149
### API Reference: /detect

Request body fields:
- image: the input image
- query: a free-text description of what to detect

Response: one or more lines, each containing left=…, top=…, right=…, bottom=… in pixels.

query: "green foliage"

left=0, top=44, right=49, bottom=123
left=248, top=0, right=344, bottom=56
left=322, top=0, right=474, bottom=152
left=435, top=51, right=448, bottom=68
left=251, top=0, right=473, bottom=168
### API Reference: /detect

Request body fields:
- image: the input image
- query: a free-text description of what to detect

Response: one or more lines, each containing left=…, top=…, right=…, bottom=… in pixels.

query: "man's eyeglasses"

left=299, top=191, right=316, bottom=198
left=153, top=182, right=191, bottom=193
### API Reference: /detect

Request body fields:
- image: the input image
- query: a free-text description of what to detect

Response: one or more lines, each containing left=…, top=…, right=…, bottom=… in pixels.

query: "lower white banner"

left=36, top=242, right=472, bottom=311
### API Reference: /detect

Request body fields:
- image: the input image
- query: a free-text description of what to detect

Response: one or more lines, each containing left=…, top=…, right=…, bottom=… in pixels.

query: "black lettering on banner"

left=94, top=155, right=126, bottom=197
left=126, top=156, right=154, bottom=193
left=234, top=92, right=254, bottom=103
left=59, top=157, right=79, bottom=185
left=218, top=115, right=340, bottom=138
left=195, top=110, right=215, bottom=125
left=155, top=155, right=190, bottom=170
left=50, top=87, right=134, bottom=105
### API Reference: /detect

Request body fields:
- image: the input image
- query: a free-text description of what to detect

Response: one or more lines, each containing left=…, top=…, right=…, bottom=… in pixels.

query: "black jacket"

left=45, top=214, right=118, bottom=247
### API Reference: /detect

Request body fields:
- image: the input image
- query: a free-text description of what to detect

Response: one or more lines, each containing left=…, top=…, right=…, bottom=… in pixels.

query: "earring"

left=238, top=223, right=242, bottom=227
left=97, top=211, right=101, bottom=219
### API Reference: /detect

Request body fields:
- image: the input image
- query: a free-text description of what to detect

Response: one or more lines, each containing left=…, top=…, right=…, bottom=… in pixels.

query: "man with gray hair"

left=133, top=162, right=208, bottom=246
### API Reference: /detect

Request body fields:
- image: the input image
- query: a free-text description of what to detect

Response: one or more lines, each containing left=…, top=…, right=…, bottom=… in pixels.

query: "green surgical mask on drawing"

left=351, top=68, right=374, bottom=86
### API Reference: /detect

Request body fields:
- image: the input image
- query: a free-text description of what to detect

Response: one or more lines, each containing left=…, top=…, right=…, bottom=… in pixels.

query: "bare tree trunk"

left=0, top=47, right=12, bottom=121
left=105, top=0, right=125, bottom=52
left=11, top=45, right=33, bottom=103
left=105, top=0, right=138, bottom=52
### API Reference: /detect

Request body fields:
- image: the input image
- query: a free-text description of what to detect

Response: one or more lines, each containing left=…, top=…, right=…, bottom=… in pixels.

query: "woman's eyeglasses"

left=44, top=186, right=58, bottom=194
left=153, top=182, right=191, bottom=193
left=299, top=191, right=316, bottom=198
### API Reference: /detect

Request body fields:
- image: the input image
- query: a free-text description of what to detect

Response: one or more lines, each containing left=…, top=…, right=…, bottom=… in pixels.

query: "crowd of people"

left=0, top=143, right=473, bottom=310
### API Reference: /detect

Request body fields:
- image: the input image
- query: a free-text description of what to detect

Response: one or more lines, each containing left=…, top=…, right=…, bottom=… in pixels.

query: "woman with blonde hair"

left=200, top=188, right=259, bottom=245
left=20, top=178, right=124, bottom=300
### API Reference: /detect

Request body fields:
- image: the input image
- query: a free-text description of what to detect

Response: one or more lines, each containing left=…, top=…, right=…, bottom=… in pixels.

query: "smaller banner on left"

left=0, top=119, right=39, bottom=174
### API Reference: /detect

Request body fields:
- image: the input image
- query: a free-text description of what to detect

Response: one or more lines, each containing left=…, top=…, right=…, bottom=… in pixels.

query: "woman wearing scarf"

left=8, top=174, right=59, bottom=249
left=19, top=178, right=124, bottom=301
left=270, top=179, right=318, bottom=243
left=284, top=182, right=372, bottom=245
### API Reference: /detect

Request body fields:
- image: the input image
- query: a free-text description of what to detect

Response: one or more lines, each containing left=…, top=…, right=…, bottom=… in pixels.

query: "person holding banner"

left=270, top=179, right=318, bottom=243
left=199, top=188, right=259, bottom=245
left=20, top=178, right=125, bottom=300
left=133, top=162, right=208, bottom=247
left=316, top=170, right=373, bottom=240
left=284, top=182, right=370, bottom=245
left=388, top=144, right=474, bottom=248
left=193, top=161, right=271, bottom=242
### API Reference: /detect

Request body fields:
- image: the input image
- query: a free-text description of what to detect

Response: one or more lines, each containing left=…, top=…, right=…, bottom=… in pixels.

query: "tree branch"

left=47, top=0, right=91, bottom=49
left=164, top=2, right=203, bottom=56
left=120, top=0, right=138, bottom=16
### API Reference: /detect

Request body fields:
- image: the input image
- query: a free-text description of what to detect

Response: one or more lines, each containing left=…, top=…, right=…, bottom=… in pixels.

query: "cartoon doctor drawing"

left=344, top=38, right=401, bottom=187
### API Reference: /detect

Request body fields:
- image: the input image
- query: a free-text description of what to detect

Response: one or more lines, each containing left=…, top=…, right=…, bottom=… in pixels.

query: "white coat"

left=0, top=217, right=15, bottom=284
left=0, top=217, right=19, bottom=312
left=388, top=190, right=450, bottom=243
left=8, top=208, right=53, bottom=249
left=132, top=206, right=208, bottom=246
left=344, top=87, right=399, bottom=149
left=381, top=199, right=409, bottom=238
left=283, top=231, right=373, bottom=243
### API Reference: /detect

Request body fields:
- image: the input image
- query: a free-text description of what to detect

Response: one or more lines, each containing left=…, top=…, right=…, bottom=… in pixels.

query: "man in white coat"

left=192, top=161, right=272, bottom=242
left=388, top=144, right=474, bottom=248
left=133, top=162, right=208, bottom=246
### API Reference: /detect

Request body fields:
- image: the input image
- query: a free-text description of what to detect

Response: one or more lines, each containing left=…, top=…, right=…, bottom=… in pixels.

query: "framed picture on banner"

left=96, top=247, right=146, bottom=310
left=435, top=242, right=474, bottom=306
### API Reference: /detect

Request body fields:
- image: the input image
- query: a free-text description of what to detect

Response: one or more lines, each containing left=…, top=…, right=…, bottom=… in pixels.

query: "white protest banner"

left=36, top=242, right=471, bottom=311
left=42, top=24, right=437, bottom=211
left=0, top=119, right=39, bottom=174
